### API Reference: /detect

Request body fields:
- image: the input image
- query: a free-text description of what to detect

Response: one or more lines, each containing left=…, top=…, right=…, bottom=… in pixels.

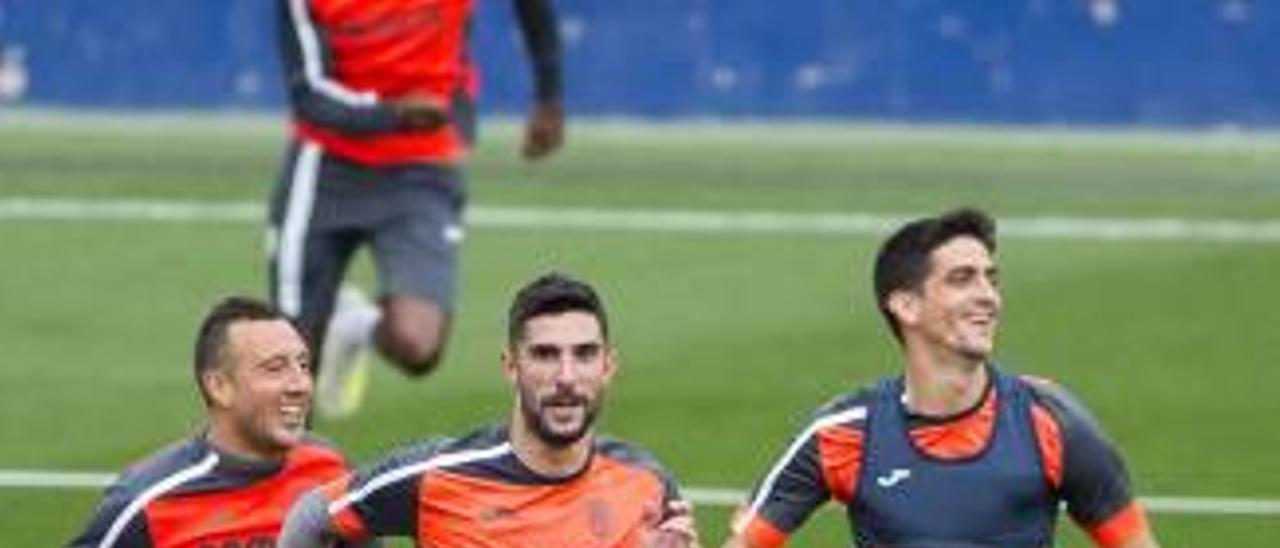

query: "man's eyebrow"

left=251, top=352, right=300, bottom=367
left=253, top=353, right=285, bottom=364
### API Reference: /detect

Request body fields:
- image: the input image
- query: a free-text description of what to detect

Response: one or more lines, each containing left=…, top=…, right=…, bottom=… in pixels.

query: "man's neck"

left=205, top=419, right=286, bottom=463
left=902, top=348, right=989, bottom=417
left=508, top=414, right=593, bottom=478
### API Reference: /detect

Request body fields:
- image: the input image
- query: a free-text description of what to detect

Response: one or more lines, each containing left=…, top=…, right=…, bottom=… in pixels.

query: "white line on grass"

left=7, top=110, right=1280, bottom=151
left=679, top=487, right=1280, bottom=517
left=0, top=470, right=116, bottom=489
left=2, top=470, right=1277, bottom=516
left=2, top=198, right=1279, bottom=243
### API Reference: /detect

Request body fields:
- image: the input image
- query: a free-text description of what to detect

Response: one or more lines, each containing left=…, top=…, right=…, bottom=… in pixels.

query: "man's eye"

left=529, top=347, right=559, bottom=361
left=948, top=267, right=980, bottom=284
left=573, top=345, right=601, bottom=360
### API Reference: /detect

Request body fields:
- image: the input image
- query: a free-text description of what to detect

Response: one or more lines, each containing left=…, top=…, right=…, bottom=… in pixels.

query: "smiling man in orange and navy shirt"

left=69, top=297, right=364, bottom=548
left=725, top=208, right=1159, bottom=548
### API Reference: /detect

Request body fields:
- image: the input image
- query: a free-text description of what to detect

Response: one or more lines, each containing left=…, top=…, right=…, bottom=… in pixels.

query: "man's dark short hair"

left=873, top=207, right=997, bottom=342
left=193, top=296, right=294, bottom=405
left=507, top=272, right=609, bottom=345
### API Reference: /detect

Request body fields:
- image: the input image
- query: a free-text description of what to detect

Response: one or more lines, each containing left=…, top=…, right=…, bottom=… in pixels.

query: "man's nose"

left=552, top=354, right=584, bottom=383
left=287, top=362, right=314, bottom=394
left=975, top=275, right=1001, bottom=306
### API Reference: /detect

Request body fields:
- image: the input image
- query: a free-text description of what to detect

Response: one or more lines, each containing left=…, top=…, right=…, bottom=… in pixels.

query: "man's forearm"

left=278, top=490, right=344, bottom=548
left=513, top=0, right=562, bottom=102
left=288, top=86, right=406, bottom=135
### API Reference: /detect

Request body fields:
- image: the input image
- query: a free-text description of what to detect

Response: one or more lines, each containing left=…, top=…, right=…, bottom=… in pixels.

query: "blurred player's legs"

left=316, top=288, right=453, bottom=418
left=367, top=194, right=461, bottom=379
left=315, top=286, right=376, bottom=418
left=375, top=294, right=452, bottom=376
left=268, top=143, right=464, bottom=418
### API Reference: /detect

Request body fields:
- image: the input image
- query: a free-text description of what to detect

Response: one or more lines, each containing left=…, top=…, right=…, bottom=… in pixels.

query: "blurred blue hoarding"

left=1, top=0, right=1275, bottom=125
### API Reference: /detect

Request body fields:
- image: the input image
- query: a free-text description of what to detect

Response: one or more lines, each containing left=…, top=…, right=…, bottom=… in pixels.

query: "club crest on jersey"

left=586, top=497, right=614, bottom=540
left=478, top=505, right=516, bottom=522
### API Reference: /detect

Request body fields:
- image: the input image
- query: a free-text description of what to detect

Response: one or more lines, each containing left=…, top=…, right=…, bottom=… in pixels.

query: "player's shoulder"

left=69, top=437, right=213, bottom=546
left=1019, top=375, right=1087, bottom=413
left=111, top=436, right=214, bottom=497
left=291, top=432, right=353, bottom=464
left=367, top=424, right=510, bottom=473
left=341, top=424, right=512, bottom=496
left=1017, top=374, right=1105, bottom=433
left=808, top=383, right=877, bottom=430
left=285, top=434, right=354, bottom=481
left=593, top=436, right=682, bottom=498
left=594, top=435, right=669, bottom=473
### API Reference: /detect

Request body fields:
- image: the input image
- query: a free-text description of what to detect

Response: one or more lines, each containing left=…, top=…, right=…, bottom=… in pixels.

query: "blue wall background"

left=2, top=0, right=1276, bottom=125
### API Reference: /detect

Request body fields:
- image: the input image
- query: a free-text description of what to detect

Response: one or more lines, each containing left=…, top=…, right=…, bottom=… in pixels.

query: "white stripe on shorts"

left=277, top=142, right=322, bottom=317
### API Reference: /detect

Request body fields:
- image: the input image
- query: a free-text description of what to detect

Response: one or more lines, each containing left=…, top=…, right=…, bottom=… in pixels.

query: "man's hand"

left=388, top=94, right=449, bottom=131
left=640, top=499, right=700, bottom=548
left=521, top=100, right=563, bottom=161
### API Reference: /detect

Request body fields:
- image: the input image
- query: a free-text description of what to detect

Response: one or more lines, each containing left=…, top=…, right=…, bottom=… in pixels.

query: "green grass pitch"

left=1, top=112, right=1278, bottom=545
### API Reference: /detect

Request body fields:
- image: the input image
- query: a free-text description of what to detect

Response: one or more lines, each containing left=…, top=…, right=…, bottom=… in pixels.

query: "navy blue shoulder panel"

left=67, top=437, right=210, bottom=548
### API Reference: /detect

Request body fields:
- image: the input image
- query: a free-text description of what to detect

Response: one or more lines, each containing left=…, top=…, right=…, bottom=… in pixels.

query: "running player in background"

left=271, top=0, right=564, bottom=418
left=278, top=273, right=700, bottom=547
left=69, top=297, right=364, bottom=547
left=724, top=208, right=1160, bottom=547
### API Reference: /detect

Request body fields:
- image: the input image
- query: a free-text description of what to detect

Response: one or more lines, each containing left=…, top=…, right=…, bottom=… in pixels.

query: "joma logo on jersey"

left=876, top=468, right=912, bottom=488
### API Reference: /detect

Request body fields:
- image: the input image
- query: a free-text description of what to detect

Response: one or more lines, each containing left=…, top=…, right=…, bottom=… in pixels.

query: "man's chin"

left=268, top=427, right=306, bottom=449
left=534, top=420, right=590, bottom=447
left=957, top=343, right=993, bottom=363
left=547, top=418, right=588, bottom=436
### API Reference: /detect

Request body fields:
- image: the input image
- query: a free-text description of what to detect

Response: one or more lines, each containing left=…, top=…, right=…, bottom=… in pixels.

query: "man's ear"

left=203, top=368, right=234, bottom=409
left=501, top=346, right=518, bottom=385
left=887, top=290, right=921, bottom=329
left=601, top=346, right=620, bottom=384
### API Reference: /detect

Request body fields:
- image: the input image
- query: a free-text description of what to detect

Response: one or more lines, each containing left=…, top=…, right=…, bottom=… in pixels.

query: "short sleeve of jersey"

left=68, top=483, right=154, bottom=548
left=1028, top=381, right=1136, bottom=527
left=743, top=432, right=829, bottom=537
left=328, top=439, right=449, bottom=540
left=739, top=392, right=873, bottom=546
left=736, top=391, right=872, bottom=547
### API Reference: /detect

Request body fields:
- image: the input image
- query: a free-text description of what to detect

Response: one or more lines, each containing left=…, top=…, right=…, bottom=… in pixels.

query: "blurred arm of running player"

left=278, top=489, right=382, bottom=548
left=385, top=94, right=450, bottom=131
left=279, top=0, right=450, bottom=135
left=513, top=0, right=564, bottom=160
left=642, top=499, right=702, bottom=548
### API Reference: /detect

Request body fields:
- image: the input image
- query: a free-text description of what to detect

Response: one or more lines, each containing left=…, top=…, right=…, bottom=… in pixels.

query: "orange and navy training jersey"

left=733, top=367, right=1151, bottom=548
left=318, top=424, right=683, bottom=546
left=68, top=435, right=352, bottom=548
left=278, top=0, right=561, bottom=166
